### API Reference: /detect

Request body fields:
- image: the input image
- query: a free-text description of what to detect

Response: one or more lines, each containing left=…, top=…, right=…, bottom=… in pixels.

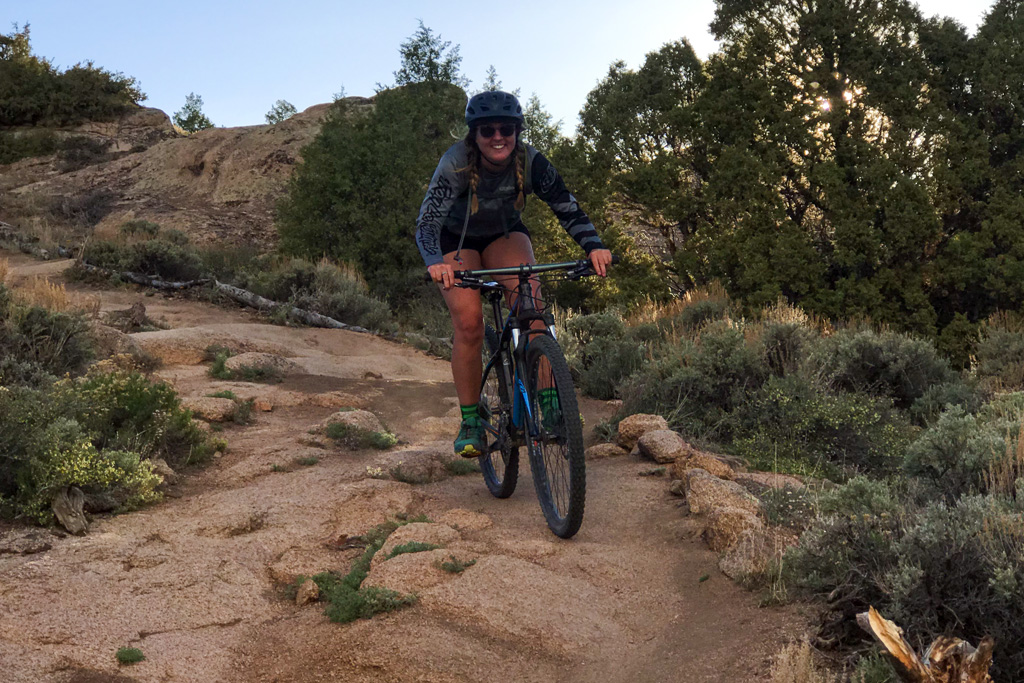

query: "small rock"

left=616, top=414, right=669, bottom=450
left=685, top=469, right=762, bottom=516
left=669, top=479, right=686, bottom=496
left=309, top=391, right=370, bottom=409
left=150, top=457, right=178, bottom=486
left=182, top=396, right=236, bottom=422
left=637, top=430, right=690, bottom=463
left=295, top=578, right=320, bottom=606
left=319, top=409, right=384, bottom=434
left=253, top=398, right=273, bottom=412
left=585, top=443, right=629, bottom=460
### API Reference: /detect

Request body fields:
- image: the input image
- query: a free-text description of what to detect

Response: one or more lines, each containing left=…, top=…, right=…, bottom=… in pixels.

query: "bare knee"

left=452, top=314, right=484, bottom=347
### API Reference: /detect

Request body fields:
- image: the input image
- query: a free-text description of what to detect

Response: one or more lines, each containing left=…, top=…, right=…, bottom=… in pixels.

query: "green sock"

left=460, top=404, right=480, bottom=425
left=539, top=387, right=558, bottom=410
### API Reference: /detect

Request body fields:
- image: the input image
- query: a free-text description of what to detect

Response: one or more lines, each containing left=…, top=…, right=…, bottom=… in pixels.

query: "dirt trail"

left=0, top=253, right=805, bottom=682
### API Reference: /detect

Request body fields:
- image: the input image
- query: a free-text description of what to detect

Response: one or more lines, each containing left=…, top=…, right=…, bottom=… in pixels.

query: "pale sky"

left=7, top=0, right=992, bottom=134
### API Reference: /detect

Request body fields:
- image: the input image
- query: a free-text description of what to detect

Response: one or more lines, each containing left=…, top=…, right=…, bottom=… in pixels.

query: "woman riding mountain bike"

left=415, top=90, right=612, bottom=458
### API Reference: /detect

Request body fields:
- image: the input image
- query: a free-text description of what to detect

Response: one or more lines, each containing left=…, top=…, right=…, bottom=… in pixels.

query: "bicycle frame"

left=462, top=261, right=581, bottom=446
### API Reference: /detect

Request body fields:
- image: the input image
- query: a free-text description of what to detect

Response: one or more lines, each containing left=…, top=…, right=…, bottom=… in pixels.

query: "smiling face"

left=474, top=119, right=518, bottom=169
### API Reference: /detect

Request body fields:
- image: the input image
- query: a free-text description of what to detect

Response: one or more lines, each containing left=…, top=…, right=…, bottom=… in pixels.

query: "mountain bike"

left=453, top=257, right=617, bottom=539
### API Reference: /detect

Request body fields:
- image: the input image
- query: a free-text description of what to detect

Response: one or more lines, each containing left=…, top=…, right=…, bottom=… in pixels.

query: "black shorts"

left=439, top=224, right=531, bottom=255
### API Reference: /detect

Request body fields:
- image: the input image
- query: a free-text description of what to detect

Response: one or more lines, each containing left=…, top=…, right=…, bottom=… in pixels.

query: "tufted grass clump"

left=115, top=646, right=145, bottom=664
left=437, top=555, right=476, bottom=574
left=387, top=541, right=438, bottom=559
left=325, top=422, right=397, bottom=450
left=444, top=458, right=481, bottom=476
left=296, top=516, right=430, bottom=623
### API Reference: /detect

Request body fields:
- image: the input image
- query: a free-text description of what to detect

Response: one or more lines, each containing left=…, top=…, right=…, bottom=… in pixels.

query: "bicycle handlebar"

left=454, top=254, right=620, bottom=281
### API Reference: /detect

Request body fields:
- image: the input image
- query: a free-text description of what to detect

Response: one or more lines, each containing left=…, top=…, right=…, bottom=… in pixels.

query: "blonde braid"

left=469, top=148, right=480, bottom=215
left=513, top=142, right=526, bottom=211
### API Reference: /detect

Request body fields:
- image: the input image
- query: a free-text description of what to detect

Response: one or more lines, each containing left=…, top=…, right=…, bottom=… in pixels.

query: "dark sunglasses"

left=477, top=123, right=517, bottom=139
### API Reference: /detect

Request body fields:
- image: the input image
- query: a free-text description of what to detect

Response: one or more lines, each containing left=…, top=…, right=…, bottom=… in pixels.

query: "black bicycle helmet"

left=465, top=90, right=523, bottom=125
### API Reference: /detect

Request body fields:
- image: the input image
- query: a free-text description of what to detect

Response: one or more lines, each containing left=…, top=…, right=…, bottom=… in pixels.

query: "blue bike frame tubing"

left=472, top=264, right=562, bottom=436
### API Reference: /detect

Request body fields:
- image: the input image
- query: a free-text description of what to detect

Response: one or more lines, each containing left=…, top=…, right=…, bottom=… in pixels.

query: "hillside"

left=0, top=99, right=371, bottom=247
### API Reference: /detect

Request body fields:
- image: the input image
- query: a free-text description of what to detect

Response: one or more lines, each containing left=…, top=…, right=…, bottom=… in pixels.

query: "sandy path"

left=0, top=255, right=804, bottom=682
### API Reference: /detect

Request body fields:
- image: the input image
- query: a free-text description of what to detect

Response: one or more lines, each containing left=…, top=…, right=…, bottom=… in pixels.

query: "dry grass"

left=0, top=257, right=9, bottom=284
left=985, top=421, right=1024, bottom=499
left=16, top=276, right=72, bottom=312
left=625, top=281, right=731, bottom=326
left=770, top=641, right=841, bottom=683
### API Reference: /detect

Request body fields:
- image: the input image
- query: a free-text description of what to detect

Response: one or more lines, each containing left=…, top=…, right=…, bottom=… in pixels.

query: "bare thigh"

left=481, top=232, right=541, bottom=312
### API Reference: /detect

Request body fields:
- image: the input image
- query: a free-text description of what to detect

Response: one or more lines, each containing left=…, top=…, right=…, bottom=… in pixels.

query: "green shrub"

left=8, top=416, right=161, bottom=524
left=620, top=321, right=768, bottom=439
left=444, top=458, right=480, bottom=476
left=0, top=130, right=60, bottom=164
left=730, top=375, right=912, bottom=477
left=563, top=312, right=653, bottom=400
left=0, top=299, right=95, bottom=385
left=976, top=313, right=1024, bottom=391
left=903, top=406, right=1005, bottom=501
left=758, top=321, right=817, bottom=376
left=233, top=257, right=395, bottom=333
left=115, top=647, right=145, bottom=665
left=119, top=219, right=161, bottom=237
left=809, top=328, right=958, bottom=409
left=83, top=238, right=206, bottom=281
left=784, top=487, right=1024, bottom=682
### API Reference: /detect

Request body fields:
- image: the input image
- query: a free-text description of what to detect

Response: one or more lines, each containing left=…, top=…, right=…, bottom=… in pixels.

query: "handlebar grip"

left=611, top=254, right=621, bottom=265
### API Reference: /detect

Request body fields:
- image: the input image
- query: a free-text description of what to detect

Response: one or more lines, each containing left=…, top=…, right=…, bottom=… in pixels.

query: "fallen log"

left=857, top=606, right=994, bottom=682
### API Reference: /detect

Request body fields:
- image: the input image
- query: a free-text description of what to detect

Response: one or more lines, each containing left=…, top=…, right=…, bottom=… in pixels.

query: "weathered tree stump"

left=857, top=606, right=994, bottom=682
left=51, top=486, right=89, bottom=535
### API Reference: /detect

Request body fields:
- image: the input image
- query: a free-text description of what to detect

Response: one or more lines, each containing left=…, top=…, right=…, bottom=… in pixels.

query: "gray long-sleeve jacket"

left=415, top=141, right=604, bottom=266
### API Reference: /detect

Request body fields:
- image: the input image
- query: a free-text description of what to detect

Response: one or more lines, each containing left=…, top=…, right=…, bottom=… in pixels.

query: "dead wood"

left=857, top=606, right=994, bottom=682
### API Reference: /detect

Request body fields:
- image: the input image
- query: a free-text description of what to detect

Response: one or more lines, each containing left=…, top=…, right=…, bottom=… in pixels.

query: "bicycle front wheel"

left=524, top=335, right=585, bottom=538
left=479, top=325, right=519, bottom=498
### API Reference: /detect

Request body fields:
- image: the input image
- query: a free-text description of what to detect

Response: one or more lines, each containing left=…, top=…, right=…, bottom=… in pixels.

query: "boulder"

left=637, top=430, right=690, bottom=463
left=702, top=506, right=763, bottom=553
left=182, top=396, right=236, bottom=422
left=616, top=414, right=669, bottom=450
left=718, top=528, right=800, bottom=580
left=670, top=451, right=735, bottom=481
left=585, top=443, right=629, bottom=460
left=685, top=469, right=762, bottom=516
left=319, top=409, right=384, bottom=434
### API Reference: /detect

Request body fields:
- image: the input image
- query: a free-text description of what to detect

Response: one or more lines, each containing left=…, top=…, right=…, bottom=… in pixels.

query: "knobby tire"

left=479, top=325, right=519, bottom=498
left=524, top=335, right=585, bottom=538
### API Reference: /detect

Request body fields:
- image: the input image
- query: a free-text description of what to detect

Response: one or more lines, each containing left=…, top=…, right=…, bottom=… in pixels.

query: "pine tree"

left=173, top=93, right=213, bottom=133
left=265, top=99, right=297, bottom=124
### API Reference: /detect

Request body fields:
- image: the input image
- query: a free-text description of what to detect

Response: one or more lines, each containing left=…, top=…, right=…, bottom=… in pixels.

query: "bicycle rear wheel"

left=479, top=325, right=519, bottom=498
left=524, top=334, right=585, bottom=538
